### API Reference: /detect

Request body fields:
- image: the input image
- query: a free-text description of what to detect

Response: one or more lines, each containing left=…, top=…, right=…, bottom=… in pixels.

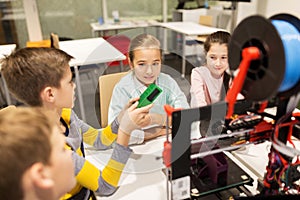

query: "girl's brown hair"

left=128, top=34, right=162, bottom=62
left=203, top=31, right=231, bottom=53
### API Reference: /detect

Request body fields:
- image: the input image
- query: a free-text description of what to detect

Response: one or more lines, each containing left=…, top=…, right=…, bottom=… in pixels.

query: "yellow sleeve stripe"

left=65, top=144, right=72, bottom=150
left=61, top=108, right=72, bottom=127
left=100, top=126, right=117, bottom=146
left=76, top=161, right=100, bottom=191
left=60, top=144, right=83, bottom=199
left=66, top=143, right=83, bottom=157
left=60, top=183, right=82, bottom=199
left=102, top=159, right=125, bottom=187
left=83, top=127, right=99, bottom=146
left=76, top=147, right=83, bottom=157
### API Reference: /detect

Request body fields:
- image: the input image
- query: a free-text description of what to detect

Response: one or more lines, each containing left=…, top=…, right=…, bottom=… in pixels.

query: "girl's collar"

left=132, top=73, right=159, bottom=94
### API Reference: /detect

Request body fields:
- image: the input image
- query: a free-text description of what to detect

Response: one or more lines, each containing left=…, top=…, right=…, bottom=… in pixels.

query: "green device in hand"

left=137, top=83, right=162, bottom=108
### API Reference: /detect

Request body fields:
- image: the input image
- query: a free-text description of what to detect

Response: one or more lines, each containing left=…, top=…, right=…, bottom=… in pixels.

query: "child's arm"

left=64, top=109, right=118, bottom=150
left=98, top=102, right=152, bottom=194
left=62, top=145, right=131, bottom=197
left=69, top=103, right=152, bottom=197
left=82, top=98, right=142, bottom=149
left=144, top=128, right=167, bottom=141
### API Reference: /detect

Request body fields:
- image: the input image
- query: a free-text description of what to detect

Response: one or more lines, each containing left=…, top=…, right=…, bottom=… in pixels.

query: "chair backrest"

left=104, top=35, right=131, bottom=67
left=196, top=15, right=214, bottom=43
left=217, top=13, right=231, bottom=29
left=26, top=40, right=51, bottom=47
left=199, top=15, right=213, bottom=27
left=0, top=105, right=16, bottom=113
left=50, top=32, right=60, bottom=49
left=26, top=33, right=73, bottom=48
left=98, top=71, right=128, bottom=127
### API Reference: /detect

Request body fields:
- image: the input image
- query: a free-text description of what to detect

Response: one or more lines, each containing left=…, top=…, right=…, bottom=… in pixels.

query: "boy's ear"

left=29, top=163, right=54, bottom=189
left=41, top=87, right=55, bottom=103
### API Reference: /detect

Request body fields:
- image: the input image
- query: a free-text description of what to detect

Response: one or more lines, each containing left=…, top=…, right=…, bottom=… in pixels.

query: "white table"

left=59, top=38, right=126, bottom=122
left=0, top=44, right=17, bottom=105
left=85, top=136, right=169, bottom=200
left=90, top=20, right=159, bottom=37
left=231, top=138, right=300, bottom=184
left=160, top=22, right=224, bottom=78
left=230, top=108, right=300, bottom=184
left=231, top=141, right=271, bottom=182
left=85, top=136, right=257, bottom=199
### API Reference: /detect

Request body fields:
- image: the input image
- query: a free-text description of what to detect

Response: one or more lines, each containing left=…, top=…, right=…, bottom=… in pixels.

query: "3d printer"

left=163, top=13, right=300, bottom=199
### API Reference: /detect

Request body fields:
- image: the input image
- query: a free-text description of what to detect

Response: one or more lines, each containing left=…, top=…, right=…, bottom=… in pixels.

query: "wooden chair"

left=26, top=32, right=60, bottom=48
left=104, top=35, right=131, bottom=72
left=98, top=71, right=128, bottom=127
left=217, top=13, right=231, bottom=29
left=184, top=15, right=214, bottom=65
left=26, top=40, right=51, bottom=47
left=50, top=32, right=60, bottom=48
left=0, top=105, right=16, bottom=113
left=199, top=15, right=213, bottom=27
left=197, top=15, right=214, bottom=43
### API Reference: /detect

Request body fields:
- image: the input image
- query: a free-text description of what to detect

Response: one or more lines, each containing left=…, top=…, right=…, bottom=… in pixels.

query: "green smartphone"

left=137, top=83, right=162, bottom=108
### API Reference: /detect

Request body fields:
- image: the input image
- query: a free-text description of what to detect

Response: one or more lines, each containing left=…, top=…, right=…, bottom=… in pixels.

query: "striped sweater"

left=60, top=108, right=132, bottom=199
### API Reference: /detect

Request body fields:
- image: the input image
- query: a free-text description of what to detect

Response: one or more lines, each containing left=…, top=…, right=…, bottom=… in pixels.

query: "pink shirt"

left=190, top=66, right=224, bottom=108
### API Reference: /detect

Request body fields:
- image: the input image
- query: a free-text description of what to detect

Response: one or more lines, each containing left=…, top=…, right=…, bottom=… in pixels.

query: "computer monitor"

left=218, top=0, right=251, bottom=2
left=176, top=0, right=206, bottom=9
left=217, top=0, right=251, bottom=10
left=177, top=0, right=192, bottom=9
left=176, top=0, right=251, bottom=10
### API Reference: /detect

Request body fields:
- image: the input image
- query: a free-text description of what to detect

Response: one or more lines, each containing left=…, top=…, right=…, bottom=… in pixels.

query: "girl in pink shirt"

left=190, top=31, right=231, bottom=107
left=190, top=31, right=231, bottom=136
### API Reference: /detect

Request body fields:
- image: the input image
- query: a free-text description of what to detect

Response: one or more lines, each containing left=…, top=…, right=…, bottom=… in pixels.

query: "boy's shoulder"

left=61, top=108, right=79, bottom=125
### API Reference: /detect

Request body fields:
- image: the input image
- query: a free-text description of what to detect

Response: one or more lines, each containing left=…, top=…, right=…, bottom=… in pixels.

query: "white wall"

left=172, top=0, right=296, bottom=33
left=236, top=0, right=259, bottom=25
left=262, top=0, right=300, bottom=19
left=236, top=0, right=300, bottom=25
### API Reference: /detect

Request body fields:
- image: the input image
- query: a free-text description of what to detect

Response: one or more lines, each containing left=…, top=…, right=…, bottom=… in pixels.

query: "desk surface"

left=85, top=137, right=167, bottom=200
left=0, top=44, right=16, bottom=105
left=86, top=136, right=254, bottom=199
left=59, top=38, right=126, bottom=66
left=59, top=38, right=126, bottom=122
left=191, top=153, right=252, bottom=197
left=230, top=108, right=300, bottom=182
left=0, top=44, right=16, bottom=58
left=90, top=20, right=159, bottom=32
left=232, top=138, right=300, bottom=182
left=0, top=44, right=16, bottom=68
left=231, top=141, right=271, bottom=181
left=160, top=21, right=224, bottom=36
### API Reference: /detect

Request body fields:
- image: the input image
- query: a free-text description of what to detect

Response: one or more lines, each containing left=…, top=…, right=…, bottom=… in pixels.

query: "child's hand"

left=144, top=127, right=168, bottom=141
left=119, top=101, right=153, bottom=135
left=117, top=97, right=140, bottom=124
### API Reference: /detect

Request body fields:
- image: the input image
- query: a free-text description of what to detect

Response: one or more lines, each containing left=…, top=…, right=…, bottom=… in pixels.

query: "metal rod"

left=165, top=114, right=170, bottom=200
left=191, top=129, right=253, bottom=145
left=190, top=141, right=260, bottom=159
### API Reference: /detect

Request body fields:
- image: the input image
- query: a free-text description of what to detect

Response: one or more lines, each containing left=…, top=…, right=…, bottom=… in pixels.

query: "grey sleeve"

left=95, top=143, right=132, bottom=196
